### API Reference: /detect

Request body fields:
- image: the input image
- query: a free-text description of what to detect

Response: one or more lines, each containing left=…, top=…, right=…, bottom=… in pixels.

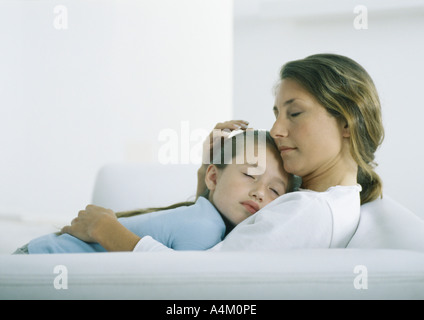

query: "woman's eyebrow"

left=273, top=99, right=297, bottom=112
left=284, top=98, right=297, bottom=106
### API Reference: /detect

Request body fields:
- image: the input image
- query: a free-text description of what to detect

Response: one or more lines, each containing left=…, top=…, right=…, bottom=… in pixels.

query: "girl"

left=18, top=130, right=294, bottom=253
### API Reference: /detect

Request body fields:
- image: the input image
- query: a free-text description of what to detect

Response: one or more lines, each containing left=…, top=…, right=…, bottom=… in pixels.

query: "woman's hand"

left=196, top=120, right=249, bottom=197
left=61, top=205, right=117, bottom=243
left=61, top=205, right=141, bottom=251
left=202, top=120, right=250, bottom=164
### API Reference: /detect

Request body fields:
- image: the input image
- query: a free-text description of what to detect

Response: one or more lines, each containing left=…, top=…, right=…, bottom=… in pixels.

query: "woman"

left=61, top=53, right=384, bottom=251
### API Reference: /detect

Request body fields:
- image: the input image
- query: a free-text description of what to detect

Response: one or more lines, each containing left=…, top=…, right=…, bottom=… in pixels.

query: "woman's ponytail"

left=357, top=166, right=383, bottom=205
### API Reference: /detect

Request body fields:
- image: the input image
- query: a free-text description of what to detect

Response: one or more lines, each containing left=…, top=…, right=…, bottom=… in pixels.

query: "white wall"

left=1, top=0, right=423, bottom=221
left=233, top=0, right=424, bottom=217
left=0, top=0, right=232, bottom=218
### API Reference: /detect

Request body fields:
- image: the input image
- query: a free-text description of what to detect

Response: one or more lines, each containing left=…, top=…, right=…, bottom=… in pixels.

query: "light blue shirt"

left=28, top=197, right=226, bottom=253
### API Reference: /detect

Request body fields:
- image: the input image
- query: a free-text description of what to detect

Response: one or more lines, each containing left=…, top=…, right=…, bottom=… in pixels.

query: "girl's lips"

left=241, top=201, right=260, bottom=214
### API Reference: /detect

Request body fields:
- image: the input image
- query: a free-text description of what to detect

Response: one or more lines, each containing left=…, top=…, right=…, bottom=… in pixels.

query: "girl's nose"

left=249, top=186, right=265, bottom=202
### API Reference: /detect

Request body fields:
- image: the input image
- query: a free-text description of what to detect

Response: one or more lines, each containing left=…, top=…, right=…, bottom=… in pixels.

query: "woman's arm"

left=61, top=205, right=141, bottom=252
left=134, top=192, right=336, bottom=252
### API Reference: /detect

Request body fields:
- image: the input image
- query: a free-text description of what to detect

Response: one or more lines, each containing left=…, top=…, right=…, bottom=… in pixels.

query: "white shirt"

left=133, top=185, right=362, bottom=252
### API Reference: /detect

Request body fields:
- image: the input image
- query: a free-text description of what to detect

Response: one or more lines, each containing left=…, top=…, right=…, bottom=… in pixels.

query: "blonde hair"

left=280, top=53, right=384, bottom=204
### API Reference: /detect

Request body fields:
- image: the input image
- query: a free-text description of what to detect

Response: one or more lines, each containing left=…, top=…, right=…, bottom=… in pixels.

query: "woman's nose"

left=270, top=116, right=289, bottom=138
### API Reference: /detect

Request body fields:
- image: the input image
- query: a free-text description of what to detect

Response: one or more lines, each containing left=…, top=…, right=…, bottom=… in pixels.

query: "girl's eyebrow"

left=244, top=163, right=258, bottom=167
left=243, top=163, right=261, bottom=170
left=243, top=164, right=287, bottom=187
left=274, top=178, right=287, bottom=189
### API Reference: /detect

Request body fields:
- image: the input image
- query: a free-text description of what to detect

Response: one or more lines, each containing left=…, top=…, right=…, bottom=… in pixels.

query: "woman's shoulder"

left=289, top=184, right=361, bottom=203
left=261, top=184, right=361, bottom=215
left=298, top=184, right=362, bottom=196
left=262, top=184, right=361, bottom=241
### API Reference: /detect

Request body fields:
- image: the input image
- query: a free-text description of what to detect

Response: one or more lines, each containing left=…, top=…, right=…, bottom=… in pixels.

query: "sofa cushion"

left=1, top=250, right=424, bottom=299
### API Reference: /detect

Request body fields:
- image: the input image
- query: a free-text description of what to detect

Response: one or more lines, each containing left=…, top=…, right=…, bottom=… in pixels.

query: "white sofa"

left=1, top=163, right=424, bottom=300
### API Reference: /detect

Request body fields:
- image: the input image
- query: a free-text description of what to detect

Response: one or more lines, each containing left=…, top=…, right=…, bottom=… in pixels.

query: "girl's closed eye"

left=270, top=188, right=280, bottom=196
left=243, top=172, right=255, bottom=179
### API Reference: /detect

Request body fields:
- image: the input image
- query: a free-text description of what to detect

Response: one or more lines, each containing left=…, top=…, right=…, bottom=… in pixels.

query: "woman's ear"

left=342, top=120, right=351, bottom=138
left=204, top=165, right=219, bottom=191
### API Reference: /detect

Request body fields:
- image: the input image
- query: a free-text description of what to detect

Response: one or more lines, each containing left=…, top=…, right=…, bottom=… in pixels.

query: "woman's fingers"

left=211, top=120, right=250, bottom=140
left=210, top=120, right=250, bottom=146
left=60, top=216, right=78, bottom=234
left=201, top=120, right=250, bottom=164
left=60, top=205, right=116, bottom=241
left=60, top=224, right=71, bottom=235
left=214, top=120, right=249, bottom=130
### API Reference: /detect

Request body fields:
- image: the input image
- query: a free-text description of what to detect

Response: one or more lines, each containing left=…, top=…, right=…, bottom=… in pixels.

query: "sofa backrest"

left=348, top=195, right=424, bottom=251
left=91, top=163, right=199, bottom=212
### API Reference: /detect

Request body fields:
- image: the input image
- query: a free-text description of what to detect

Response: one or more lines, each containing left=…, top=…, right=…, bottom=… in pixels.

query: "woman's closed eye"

left=287, top=105, right=303, bottom=118
left=290, top=112, right=302, bottom=117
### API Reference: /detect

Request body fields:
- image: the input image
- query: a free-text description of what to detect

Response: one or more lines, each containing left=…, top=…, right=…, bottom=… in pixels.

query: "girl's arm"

left=61, top=205, right=141, bottom=252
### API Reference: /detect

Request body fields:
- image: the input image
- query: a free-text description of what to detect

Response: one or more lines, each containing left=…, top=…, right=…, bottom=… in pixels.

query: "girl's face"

left=270, top=79, right=351, bottom=186
left=205, top=146, right=289, bottom=225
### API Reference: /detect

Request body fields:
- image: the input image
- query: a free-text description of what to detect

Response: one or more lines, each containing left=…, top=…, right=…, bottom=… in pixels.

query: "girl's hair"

left=116, top=130, right=295, bottom=218
left=279, top=53, right=384, bottom=204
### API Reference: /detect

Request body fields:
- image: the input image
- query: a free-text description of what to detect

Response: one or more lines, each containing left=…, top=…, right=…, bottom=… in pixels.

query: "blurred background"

left=0, top=0, right=423, bottom=227
left=0, top=0, right=232, bottom=222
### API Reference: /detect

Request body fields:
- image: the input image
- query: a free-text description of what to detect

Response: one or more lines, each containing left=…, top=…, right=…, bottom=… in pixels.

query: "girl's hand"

left=61, top=205, right=117, bottom=243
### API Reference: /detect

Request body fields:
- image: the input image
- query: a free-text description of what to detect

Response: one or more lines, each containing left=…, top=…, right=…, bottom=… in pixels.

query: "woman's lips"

left=241, top=201, right=260, bottom=214
left=278, top=146, right=296, bottom=154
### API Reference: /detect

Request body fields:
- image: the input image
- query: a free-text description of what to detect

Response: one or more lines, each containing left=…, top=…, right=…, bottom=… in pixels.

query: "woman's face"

left=270, top=79, right=349, bottom=182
